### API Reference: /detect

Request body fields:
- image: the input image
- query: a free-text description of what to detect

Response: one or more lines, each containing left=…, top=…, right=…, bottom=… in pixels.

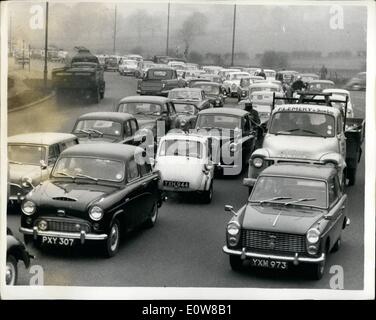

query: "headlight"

left=307, top=228, right=320, bottom=244
left=252, top=157, right=263, bottom=168
left=22, top=200, right=36, bottom=215
left=180, top=119, right=187, bottom=126
left=227, top=221, right=240, bottom=236
left=89, top=206, right=104, bottom=221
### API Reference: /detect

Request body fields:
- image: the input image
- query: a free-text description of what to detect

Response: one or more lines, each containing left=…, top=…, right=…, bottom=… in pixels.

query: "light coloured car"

left=123, top=54, right=143, bottom=62
left=168, top=61, right=187, bottom=70
left=239, top=90, right=285, bottom=124
left=118, top=59, right=141, bottom=76
left=263, top=69, right=276, bottom=81
left=243, top=67, right=260, bottom=76
left=322, top=89, right=355, bottom=118
left=154, top=133, right=215, bottom=203
left=218, top=68, right=241, bottom=83
left=222, top=72, right=251, bottom=97
left=8, top=132, right=78, bottom=204
left=300, top=73, right=320, bottom=83
left=248, top=82, right=282, bottom=96
left=202, top=66, right=222, bottom=75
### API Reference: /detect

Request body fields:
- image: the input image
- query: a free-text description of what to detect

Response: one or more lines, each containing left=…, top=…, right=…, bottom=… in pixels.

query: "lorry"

left=247, top=92, right=364, bottom=188
left=51, top=48, right=105, bottom=103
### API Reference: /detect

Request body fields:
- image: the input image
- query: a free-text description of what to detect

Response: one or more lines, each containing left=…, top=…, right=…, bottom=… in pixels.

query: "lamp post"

left=166, top=2, right=170, bottom=56
left=113, top=4, right=117, bottom=54
left=43, top=1, right=49, bottom=88
left=231, top=4, right=237, bottom=66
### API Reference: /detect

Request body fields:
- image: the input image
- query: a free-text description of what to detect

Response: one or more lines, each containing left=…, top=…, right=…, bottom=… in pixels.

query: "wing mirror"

left=224, top=205, right=237, bottom=216
left=243, top=178, right=256, bottom=187
left=40, top=160, right=47, bottom=170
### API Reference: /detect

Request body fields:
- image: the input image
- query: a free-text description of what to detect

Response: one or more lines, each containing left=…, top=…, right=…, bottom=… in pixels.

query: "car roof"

left=169, top=87, right=202, bottom=92
left=198, top=107, right=248, bottom=117
left=323, top=88, right=350, bottom=95
left=250, top=82, right=279, bottom=88
left=250, top=90, right=284, bottom=96
left=118, top=95, right=171, bottom=104
left=261, top=163, right=336, bottom=181
left=191, top=81, right=221, bottom=87
left=76, top=112, right=135, bottom=122
left=309, top=80, right=335, bottom=84
left=147, top=67, right=175, bottom=71
left=60, top=143, right=143, bottom=161
left=274, top=104, right=341, bottom=116
left=163, top=132, right=209, bottom=143
left=8, top=132, right=77, bottom=145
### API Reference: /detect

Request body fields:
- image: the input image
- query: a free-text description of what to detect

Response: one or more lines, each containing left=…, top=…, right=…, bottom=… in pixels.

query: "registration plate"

left=42, top=236, right=74, bottom=246
left=163, top=181, right=189, bottom=188
left=250, top=258, right=288, bottom=270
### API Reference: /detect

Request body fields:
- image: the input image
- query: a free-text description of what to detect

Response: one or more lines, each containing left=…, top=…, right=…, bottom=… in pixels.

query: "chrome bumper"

left=222, top=246, right=325, bottom=265
left=20, top=227, right=107, bottom=244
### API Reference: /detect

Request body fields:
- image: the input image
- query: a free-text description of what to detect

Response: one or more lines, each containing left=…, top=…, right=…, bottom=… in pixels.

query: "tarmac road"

left=7, top=72, right=366, bottom=290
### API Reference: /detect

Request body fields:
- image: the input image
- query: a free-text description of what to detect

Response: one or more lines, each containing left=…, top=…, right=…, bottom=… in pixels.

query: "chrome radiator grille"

left=241, top=229, right=307, bottom=253
left=35, top=218, right=91, bottom=233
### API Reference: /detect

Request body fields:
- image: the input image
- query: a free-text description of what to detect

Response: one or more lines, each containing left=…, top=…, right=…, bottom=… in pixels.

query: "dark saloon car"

left=72, top=112, right=147, bottom=145
left=7, top=228, right=33, bottom=285
left=19, top=144, right=163, bottom=257
left=193, top=108, right=257, bottom=176
left=223, top=163, right=350, bottom=279
left=116, top=96, right=178, bottom=137
left=173, top=101, right=202, bottom=131
left=104, top=56, right=118, bottom=71
left=190, top=81, right=226, bottom=107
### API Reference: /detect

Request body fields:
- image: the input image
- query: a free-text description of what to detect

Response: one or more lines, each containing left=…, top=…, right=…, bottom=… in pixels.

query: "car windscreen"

left=196, top=114, right=241, bottom=130
left=250, top=176, right=327, bottom=209
left=174, top=103, right=197, bottom=115
left=265, top=71, right=276, bottom=77
left=240, top=78, right=251, bottom=87
left=159, top=139, right=203, bottom=159
left=168, top=90, right=201, bottom=100
left=121, top=60, right=137, bottom=66
left=231, top=73, right=249, bottom=80
left=269, top=111, right=335, bottom=137
left=118, top=102, right=163, bottom=115
left=8, top=144, right=47, bottom=166
left=52, top=157, right=125, bottom=182
left=192, top=84, right=219, bottom=95
left=74, top=120, right=122, bottom=136
left=249, top=86, right=277, bottom=94
left=147, top=69, right=174, bottom=79
left=308, top=82, right=334, bottom=91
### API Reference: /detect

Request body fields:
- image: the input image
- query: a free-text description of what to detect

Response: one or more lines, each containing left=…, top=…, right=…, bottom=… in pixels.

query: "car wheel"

left=103, top=219, right=120, bottom=258
left=347, top=168, right=356, bottom=186
left=6, top=255, right=18, bottom=285
left=144, top=202, right=159, bottom=228
left=229, top=255, right=243, bottom=271
left=201, top=182, right=213, bottom=204
left=331, top=236, right=341, bottom=252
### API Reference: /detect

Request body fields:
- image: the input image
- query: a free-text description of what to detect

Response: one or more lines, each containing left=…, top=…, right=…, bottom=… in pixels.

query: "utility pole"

left=113, top=4, right=117, bottom=54
left=9, top=15, right=12, bottom=56
left=166, top=2, right=170, bottom=56
left=43, top=2, right=49, bottom=87
left=22, top=40, right=25, bottom=69
left=29, top=44, right=31, bottom=72
left=231, top=4, right=237, bottom=66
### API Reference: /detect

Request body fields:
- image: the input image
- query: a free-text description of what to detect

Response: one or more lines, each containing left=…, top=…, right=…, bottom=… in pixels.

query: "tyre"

left=229, top=255, right=243, bottom=271
left=102, top=219, right=120, bottom=258
left=347, top=168, right=356, bottom=186
left=331, top=236, right=341, bottom=253
left=6, top=255, right=18, bottom=285
left=201, top=182, right=213, bottom=204
left=144, top=202, right=159, bottom=228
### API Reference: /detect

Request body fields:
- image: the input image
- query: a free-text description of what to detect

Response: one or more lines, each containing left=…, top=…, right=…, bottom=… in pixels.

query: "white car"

left=154, top=133, right=215, bottom=203
left=218, top=68, right=241, bottom=83
left=222, top=72, right=251, bottom=97
left=323, top=88, right=355, bottom=118
left=248, top=82, right=282, bottom=96
left=202, top=66, right=222, bottom=75
left=118, top=59, right=141, bottom=76
left=168, top=61, right=187, bottom=70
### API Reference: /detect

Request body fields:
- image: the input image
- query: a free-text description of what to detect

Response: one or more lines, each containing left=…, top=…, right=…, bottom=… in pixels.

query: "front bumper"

left=20, top=226, right=107, bottom=244
left=223, top=246, right=325, bottom=264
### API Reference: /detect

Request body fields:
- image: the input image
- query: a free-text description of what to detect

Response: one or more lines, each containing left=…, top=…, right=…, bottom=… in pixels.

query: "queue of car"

left=7, top=52, right=365, bottom=284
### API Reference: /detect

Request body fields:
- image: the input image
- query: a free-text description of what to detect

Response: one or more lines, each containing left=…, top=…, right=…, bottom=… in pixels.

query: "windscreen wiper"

left=75, top=173, right=98, bottom=182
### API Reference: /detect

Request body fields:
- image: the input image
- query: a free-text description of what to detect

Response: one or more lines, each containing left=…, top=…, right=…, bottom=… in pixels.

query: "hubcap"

left=109, top=224, right=119, bottom=252
left=6, top=262, right=15, bottom=285
left=151, top=204, right=158, bottom=223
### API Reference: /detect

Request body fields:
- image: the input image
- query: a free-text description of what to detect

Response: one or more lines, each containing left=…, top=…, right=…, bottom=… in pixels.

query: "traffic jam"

left=6, top=47, right=366, bottom=286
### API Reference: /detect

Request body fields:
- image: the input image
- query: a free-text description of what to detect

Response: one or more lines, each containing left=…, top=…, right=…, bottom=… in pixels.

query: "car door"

left=122, top=120, right=136, bottom=145
left=123, top=158, right=145, bottom=228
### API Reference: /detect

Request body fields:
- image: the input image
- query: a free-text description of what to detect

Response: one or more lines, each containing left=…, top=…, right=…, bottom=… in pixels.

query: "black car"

left=193, top=107, right=258, bottom=176
left=190, top=81, right=226, bottom=107
left=173, top=101, right=203, bottom=131
left=7, top=228, right=33, bottom=285
left=19, top=144, right=163, bottom=257
left=72, top=112, right=147, bottom=145
left=104, top=56, right=118, bottom=71
left=116, top=96, right=179, bottom=138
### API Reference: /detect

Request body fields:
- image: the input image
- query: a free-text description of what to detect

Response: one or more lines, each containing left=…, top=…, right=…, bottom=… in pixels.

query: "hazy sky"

left=7, top=1, right=367, bottom=56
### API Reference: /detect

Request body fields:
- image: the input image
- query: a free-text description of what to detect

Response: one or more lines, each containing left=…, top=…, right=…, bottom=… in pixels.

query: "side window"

left=130, top=120, right=138, bottom=134
left=328, top=177, right=339, bottom=206
left=127, top=159, right=140, bottom=182
left=124, top=121, right=132, bottom=136
left=48, top=144, right=60, bottom=166
left=139, top=163, right=152, bottom=176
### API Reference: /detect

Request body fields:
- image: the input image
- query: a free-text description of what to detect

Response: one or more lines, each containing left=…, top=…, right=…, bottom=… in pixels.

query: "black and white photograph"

left=0, top=0, right=374, bottom=301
